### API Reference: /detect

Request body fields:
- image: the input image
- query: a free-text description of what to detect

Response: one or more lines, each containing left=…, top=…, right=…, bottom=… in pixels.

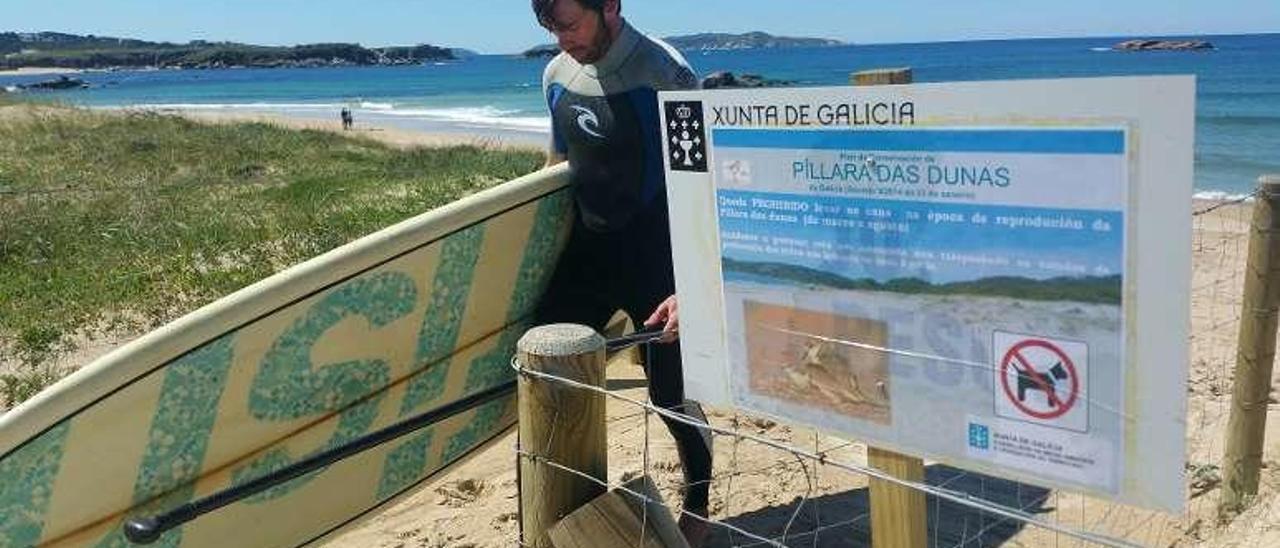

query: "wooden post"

left=1220, top=175, right=1280, bottom=516
left=852, top=69, right=927, bottom=548
left=518, top=324, right=608, bottom=547
left=851, top=68, right=913, bottom=86
left=868, top=447, right=928, bottom=548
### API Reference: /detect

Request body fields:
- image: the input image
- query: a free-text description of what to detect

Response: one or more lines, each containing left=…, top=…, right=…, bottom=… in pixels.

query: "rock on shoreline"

left=700, top=71, right=795, bottom=89
left=1112, top=39, right=1215, bottom=51
left=521, top=45, right=560, bottom=59
left=13, top=75, right=90, bottom=91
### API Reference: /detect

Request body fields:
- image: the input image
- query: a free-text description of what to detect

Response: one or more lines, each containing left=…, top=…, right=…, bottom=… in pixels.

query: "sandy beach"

left=169, top=109, right=547, bottom=152
left=0, top=67, right=84, bottom=76
left=0, top=103, right=543, bottom=153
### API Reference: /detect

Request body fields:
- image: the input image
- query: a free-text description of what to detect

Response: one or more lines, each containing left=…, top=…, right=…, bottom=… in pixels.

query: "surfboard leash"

left=122, top=379, right=517, bottom=544
left=604, top=324, right=669, bottom=354
left=123, top=326, right=673, bottom=544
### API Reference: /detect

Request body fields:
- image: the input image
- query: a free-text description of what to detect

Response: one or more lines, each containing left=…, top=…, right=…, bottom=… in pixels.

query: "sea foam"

left=373, top=105, right=550, bottom=132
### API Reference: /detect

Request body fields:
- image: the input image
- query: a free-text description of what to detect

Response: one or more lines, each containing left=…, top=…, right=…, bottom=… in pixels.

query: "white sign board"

left=659, top=77, right=1193, bottom=512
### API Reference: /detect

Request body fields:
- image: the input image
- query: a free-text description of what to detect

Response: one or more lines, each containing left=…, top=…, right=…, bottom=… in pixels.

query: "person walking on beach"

left=340, top=107, right=353, bottom=130
left=531, top=0, right=711, bottom=544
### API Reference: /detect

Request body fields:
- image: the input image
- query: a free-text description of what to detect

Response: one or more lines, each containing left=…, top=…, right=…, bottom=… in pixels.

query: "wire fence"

left=501, top=193, right=1274, bottom=548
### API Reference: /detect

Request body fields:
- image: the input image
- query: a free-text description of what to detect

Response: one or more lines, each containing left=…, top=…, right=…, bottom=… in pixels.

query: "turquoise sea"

left=2, top=33, right=1277, bottom=197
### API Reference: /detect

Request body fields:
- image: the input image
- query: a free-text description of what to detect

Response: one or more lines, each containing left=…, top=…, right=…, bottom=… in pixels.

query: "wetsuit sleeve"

left=667, top=63, right=699, bottom=91
left=542, top=63, right=568, bottom=157
left=650, top=40, right=700, bottom=91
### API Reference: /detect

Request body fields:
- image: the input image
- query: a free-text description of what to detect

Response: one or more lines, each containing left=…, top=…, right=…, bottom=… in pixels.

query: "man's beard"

left=581, top=12, right=613, bottom=64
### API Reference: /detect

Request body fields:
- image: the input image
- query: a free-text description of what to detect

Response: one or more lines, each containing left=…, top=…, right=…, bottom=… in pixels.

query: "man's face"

left=542, top=0, right=614, bottom=64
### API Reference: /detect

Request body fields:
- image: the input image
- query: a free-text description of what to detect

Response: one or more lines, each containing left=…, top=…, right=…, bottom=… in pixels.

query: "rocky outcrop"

left=522, top=45, right=561, bottom=59
left=520, top=31, right=844, bottom=58
left=667, top=32, right=843, bottom=51
left=0, top=32, right=456, bottom=71
left=700, top=71, right=794, bottom=90
left=17, top=75, right=89, bottom=90
left=1113, top=39, right=1214, bottom=51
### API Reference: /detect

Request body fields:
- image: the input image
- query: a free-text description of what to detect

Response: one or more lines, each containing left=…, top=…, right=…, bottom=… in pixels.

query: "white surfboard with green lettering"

left=0, top=165, right=572, bottom=547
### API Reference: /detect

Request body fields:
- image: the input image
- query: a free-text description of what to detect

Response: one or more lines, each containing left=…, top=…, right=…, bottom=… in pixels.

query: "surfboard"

left=0, top=164, right=572, bottom=547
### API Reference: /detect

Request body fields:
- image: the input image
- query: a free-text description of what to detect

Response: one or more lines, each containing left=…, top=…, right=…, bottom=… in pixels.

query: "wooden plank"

left=546, top=475, right=691, bottom=548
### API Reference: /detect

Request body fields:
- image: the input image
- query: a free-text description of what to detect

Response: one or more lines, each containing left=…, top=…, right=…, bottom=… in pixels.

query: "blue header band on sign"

left=711, top=128, right=1126, bottom=155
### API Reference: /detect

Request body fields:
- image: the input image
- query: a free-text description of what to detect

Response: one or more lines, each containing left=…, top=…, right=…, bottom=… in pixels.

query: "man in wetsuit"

left=532, top=0, right=712, bottom=543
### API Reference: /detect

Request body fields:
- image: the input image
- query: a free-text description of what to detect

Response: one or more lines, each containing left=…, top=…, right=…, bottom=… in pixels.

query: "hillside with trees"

left=0, top=32, right=454, bottom=70
left=522, top=30, right=843, bottom=57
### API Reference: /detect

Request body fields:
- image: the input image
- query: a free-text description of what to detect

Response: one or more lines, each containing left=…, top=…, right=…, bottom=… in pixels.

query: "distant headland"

left=522, top=31, right=845, bottom=58
left=1111, top=39, right=1215, bottom=51
left=0, top=32, right=455, bottom=71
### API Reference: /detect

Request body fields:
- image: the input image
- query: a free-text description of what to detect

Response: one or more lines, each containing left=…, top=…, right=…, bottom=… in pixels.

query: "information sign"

left=660, top=77, right=1194, bottom=512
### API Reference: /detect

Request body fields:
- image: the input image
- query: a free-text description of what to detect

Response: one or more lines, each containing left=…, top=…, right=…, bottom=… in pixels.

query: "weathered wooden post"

left=1221, top=175, right=1280, bottom=516
left=852, top=67, right=928, bottom=548
left=518, top=324, right=608, bottom=546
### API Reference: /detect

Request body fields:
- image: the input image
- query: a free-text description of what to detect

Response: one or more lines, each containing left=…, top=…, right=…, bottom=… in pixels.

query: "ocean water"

left=3, top=33, right=1277, bottom=196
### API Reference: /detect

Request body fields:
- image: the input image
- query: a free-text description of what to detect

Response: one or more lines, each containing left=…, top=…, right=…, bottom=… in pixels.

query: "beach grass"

left=0, top=104, right=542, bottom=405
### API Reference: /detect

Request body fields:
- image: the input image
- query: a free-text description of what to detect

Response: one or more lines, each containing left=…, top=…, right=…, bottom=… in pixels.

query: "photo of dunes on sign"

left=743, top=301, right=892, bottom=425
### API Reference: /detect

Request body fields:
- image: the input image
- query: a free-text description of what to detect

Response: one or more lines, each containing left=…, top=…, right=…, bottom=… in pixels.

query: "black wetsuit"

left=536, top=20, right=711, bottom=511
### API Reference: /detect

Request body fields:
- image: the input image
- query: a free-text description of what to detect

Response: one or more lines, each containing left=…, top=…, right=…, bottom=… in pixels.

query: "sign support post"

left=852, top=68, right=928, bottom=548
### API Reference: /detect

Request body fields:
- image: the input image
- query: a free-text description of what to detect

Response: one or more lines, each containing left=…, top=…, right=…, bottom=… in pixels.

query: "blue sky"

left=8, top=0, right=1279, bottom=54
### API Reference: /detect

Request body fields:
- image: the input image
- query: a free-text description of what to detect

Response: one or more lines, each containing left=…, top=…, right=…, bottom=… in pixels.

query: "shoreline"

left=158, top=108, right=547, bottom=152
left=0, top=67, right=84, bottom=76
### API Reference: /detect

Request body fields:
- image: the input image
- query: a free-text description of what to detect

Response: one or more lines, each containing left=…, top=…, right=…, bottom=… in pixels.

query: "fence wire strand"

left=510, top=356, right=1144, bottom=548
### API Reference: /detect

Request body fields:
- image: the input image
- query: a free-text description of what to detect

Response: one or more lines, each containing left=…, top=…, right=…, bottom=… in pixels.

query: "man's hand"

left=544, top=151, right=567, bottom=168
left=644, top=295, right=680, bottom=343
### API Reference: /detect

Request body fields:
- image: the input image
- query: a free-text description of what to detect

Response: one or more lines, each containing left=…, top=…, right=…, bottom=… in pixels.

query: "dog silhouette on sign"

left=1016, top=362, right=1070, bottom=407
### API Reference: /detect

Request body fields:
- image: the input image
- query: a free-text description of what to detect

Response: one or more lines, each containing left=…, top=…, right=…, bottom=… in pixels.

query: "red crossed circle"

left=999, top=339, right=1079, bottom=420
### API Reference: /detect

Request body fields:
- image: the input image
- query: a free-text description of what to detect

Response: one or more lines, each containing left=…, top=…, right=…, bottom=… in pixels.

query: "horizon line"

left=2, top=28, right=1275, bottom=56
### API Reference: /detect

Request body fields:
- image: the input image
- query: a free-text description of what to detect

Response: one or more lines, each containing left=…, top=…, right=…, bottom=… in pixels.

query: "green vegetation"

left=1, top=32, right=453, bottom=70
left=723, top=257, right=1123, bottom=305
left=0, top=104, right=542, bottom=405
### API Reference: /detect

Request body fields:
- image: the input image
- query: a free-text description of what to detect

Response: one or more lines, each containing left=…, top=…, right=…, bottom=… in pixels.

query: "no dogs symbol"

left=993, top=332, right=1089, bottom=432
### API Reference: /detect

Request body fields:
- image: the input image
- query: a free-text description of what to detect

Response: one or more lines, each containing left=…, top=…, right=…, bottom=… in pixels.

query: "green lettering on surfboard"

left=376, top=226, right=484, bottom=499
left=462, top=191, right=571, bottom=394
left=441, top=399, right=511, bottom=464
left=0, top=422, right=70, bottom=548
left=235, top=271, right=416, bottom=501
left=93, top=335, right=236, bottom=548
left=380, top=191, right=571, bottom=498
left=444, top=190, right=572, bottom=458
